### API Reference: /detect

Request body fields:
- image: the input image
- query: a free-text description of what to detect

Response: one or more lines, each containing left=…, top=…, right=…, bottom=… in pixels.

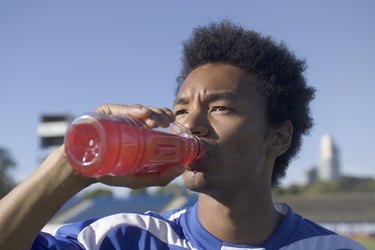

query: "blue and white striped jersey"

left=32, top=203, right=365, bottom=250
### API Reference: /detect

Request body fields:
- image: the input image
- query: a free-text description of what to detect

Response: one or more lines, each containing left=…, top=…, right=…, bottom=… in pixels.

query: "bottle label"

left=148, top=136, right=180, bottom=162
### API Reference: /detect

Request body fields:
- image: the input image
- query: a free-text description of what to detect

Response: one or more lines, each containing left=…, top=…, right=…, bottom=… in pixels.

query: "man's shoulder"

left=288, top=210, right=365, bottom=249
left=56, top=206, right=189, bottom=236
left=279, top=234, right=366, bottom=250
left=34, top=207, right=194, bottom=250
left=274, top=204, right=365, bottom=249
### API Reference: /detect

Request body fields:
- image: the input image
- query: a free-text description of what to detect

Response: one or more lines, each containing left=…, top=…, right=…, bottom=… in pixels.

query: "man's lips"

left=186, top=139, right=218, bottom=171
left=186, top=148, right=210, bottom=171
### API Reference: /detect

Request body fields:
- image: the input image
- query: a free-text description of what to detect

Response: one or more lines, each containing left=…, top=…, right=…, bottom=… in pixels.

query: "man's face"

left=173, top=63, right=274, bottom=197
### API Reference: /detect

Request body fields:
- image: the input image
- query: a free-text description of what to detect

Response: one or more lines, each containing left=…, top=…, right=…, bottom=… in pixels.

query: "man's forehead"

left=174, top=63, right=262, bottom=106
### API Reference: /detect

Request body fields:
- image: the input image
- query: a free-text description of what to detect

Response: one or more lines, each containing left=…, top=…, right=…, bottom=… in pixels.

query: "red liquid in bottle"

left=64, top=113, right=203, bottom=177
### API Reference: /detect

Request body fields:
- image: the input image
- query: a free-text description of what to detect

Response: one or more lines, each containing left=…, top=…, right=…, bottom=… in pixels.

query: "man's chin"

left=182, top=170, right=208, bottom=192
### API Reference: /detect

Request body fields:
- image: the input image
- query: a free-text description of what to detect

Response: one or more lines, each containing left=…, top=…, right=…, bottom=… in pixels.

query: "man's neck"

left=197, top=189, right=283, bottom=245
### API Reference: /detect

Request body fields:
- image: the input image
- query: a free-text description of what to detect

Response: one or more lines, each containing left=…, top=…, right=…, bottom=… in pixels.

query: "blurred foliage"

left=83, top=188, right=113, bottom=199
left=0, top=147, right=16, bottom=198
left=154, top=183, right=188, bottom=196
left=129, top=188, right=149, bottom=196
left=273, top=176, right=375, bottom=196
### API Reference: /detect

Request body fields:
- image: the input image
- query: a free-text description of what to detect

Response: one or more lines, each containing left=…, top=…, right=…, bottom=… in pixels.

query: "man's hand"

left=96, top=103, right=175, bottom=129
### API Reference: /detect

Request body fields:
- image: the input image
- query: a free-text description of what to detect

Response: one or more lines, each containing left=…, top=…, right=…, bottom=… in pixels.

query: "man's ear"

left=268, top=120, right=293, bottom=157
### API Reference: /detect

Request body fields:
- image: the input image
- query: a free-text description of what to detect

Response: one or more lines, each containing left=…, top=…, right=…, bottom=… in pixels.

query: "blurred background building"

left=304, top=134, right=341, bottom=184
left=37, top=114, right=73, bottom=164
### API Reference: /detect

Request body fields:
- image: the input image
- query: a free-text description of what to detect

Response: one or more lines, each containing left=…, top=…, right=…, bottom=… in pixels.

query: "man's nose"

left=182, top=110, right=210, bottom=137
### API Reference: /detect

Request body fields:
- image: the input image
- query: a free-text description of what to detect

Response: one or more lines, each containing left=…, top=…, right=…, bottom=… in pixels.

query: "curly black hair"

left=176, top=20, right=315, bottom=186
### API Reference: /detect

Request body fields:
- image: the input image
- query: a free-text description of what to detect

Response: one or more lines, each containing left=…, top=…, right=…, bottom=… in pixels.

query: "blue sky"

left=1, top=1, right=374, bottom=187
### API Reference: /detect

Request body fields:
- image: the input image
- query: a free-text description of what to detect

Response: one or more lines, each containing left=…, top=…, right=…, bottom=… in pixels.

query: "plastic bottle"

left=64, top=112, right=205, bottom=177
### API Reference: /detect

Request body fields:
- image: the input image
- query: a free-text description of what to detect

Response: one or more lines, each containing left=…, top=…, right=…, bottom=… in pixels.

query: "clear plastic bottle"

left=64, top=112, right=205, bottom=177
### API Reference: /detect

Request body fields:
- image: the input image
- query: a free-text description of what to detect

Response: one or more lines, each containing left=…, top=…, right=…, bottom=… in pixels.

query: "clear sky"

left=1, top=1, right=374, bottom=187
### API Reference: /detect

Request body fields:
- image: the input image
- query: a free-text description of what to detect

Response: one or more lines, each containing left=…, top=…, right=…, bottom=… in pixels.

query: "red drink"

left=64, top=113, right=204, bottom=177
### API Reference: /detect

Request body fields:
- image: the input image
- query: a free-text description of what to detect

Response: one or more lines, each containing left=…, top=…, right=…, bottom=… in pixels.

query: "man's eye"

left=211, top=106, right=229, bottom=112
left=174, top=110, right=188, bottom=116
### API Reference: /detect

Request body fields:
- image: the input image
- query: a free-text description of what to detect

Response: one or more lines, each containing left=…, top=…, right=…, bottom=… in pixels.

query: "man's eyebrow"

left=173, top=91, right=238, bottom=106
left=173, top=97, right=189, bottom=106
left=206, top=91, right=238, bottom=102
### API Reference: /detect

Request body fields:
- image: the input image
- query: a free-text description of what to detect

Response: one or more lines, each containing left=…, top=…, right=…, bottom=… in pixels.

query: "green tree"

left=129, top=188, right=149, bottom=196
left=83, top=188, right=113, bottom=200
left=0, top=147, right=16, bottom=198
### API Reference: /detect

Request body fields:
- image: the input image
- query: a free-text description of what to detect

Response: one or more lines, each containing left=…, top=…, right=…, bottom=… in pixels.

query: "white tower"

left=317, top=134, right=340, bottom=181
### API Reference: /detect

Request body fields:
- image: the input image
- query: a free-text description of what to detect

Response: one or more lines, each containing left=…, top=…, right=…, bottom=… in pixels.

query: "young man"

left=0, top=21, right=365, bottom=249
